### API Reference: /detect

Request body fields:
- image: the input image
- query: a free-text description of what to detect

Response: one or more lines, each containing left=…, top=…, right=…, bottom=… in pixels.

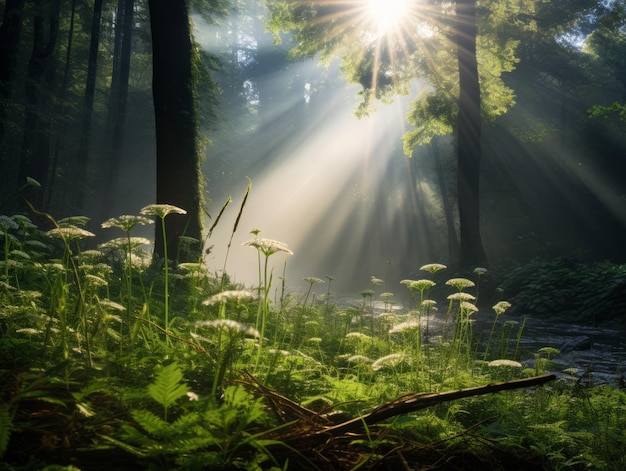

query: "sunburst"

left=364, top=0, right=409, bottom=35
left=267, top=0, right=440, bottom=110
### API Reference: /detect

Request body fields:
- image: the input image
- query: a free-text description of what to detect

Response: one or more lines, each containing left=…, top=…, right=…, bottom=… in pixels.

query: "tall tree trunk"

left=46, top=0, right=77, bottom=209
left=103, top=0, right=135, bottom=217
left=432, top=137, right=459, bottom=261
left=18, top=0, right=60, bottom=211
left=148, top=0, right=203, bottom=262
left=75, top=0, right=104, bottom=210
left=455, top=0, right=487, bottom=267
left=0, top=0, right=26, bottom=178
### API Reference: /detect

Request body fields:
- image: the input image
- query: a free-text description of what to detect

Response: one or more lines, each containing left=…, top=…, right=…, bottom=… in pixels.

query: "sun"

left=365, top=0, right=409, bottom=34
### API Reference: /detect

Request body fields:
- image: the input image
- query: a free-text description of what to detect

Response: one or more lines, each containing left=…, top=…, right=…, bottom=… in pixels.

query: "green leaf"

left=130, top=409, right=169, bottom=438
left=147, top=362, right=189, bottom=411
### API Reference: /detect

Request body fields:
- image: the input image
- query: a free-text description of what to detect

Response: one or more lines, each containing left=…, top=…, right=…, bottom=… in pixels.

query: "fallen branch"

left=245, top=374, right=556, bottom=469
left=310, top=374, right=556, bottom=439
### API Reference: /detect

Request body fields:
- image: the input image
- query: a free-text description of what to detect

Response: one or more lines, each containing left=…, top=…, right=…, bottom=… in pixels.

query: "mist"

left=191, top=6, right=626, bottom=298
left=204, top=73, right=428, bottom=293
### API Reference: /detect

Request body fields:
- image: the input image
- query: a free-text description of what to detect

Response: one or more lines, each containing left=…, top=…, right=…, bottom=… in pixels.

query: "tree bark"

left=46, top=0, right=77, bottom=209
left=75, top=0, right=104, bottom=210
left=18, top=0, right=60, bottom=210
left=455, top=0, right=488, bottom=267
left=432, top=137, right=459, bottom=261
left=148, top=0, right=203, bottom=262
left=103, top=0, right=135, bottom=216
left=0, top=0, right=26, bottom=164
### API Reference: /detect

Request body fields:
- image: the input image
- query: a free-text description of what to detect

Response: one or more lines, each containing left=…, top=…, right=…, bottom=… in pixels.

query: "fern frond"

left=147, top=362, right=189, bottom=411
left=224, top=385, right=268, bottom=425
left=168, top=411, right=202, bottom=435
left=131, top=409, right=169, bottom=438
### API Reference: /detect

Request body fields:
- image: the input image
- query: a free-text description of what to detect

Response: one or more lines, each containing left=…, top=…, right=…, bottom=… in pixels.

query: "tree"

left=266, top=0, right=522, bottom=267
left=103, top=0, right=136, bottom=214
left=0, top=0, right=26, bottom=158
left=454, top=0, right=486, bottom=266
left=74, top=0, right=104, bottom=209
left=18, top=0, right=61, bottom=210
left=148, top=0, right=203, bottom=262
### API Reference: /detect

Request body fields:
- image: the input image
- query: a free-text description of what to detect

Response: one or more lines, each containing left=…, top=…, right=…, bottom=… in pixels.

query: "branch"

left=306, top=374, right=556, bottom=439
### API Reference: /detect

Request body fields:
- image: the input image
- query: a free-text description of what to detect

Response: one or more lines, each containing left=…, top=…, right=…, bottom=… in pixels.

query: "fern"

left=130, top=409, right=169, bottom=437
left=147, top=362, right=189, bottom=420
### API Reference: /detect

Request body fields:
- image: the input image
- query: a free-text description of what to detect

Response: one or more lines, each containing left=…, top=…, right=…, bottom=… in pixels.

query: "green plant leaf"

left=147, top=362, right=189, bottom=411
left=130, top=409, right=169, bottom=438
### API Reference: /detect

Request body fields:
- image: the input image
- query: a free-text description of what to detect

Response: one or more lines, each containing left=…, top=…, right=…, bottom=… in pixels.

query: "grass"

left=0, top=208, right=625, bottom=470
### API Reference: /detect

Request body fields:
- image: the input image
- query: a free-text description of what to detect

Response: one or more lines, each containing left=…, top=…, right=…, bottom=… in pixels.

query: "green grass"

left=0, top=210, right=625, bottom=470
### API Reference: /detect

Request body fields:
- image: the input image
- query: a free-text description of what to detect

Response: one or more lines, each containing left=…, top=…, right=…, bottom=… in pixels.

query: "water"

left=335, top=297, right=626, bottom=386
left=498, top=315, right=626, bottom=385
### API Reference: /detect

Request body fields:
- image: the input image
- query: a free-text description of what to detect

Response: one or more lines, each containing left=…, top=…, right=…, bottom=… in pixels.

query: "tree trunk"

left=0, top=0, right=26, bottom=178
left=455, top=0, right=487, bottom=267
left=18, top=0, right=60, bottom=211
left=75, top=0, right=104, bottom=210
left=46, top=0, right=77, bottom=210
left=103, top=0, right=135, bottom=216
left=148, top=0, right=203, bottom=262
left=432, top=137, right=459, bottom=261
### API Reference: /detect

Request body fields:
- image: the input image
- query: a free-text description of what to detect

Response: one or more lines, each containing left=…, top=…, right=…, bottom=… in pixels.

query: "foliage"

left=500, top=257, right=626, bottom=324
left=1, top=210, right=626, bottom=469
left=266, top=0, right=523, bottom=147
left=111, top=375, right=276, bottom=469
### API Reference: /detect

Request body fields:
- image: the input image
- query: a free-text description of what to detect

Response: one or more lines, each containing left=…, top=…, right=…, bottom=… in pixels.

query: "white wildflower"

left=140, top=204, right=187, bottom=218
left=488, top=359, right=522, bottom=368
left=347, top=355, right=373, bottom=364
left=84, top=274, right=108, bottom=287
left=195, top=319, right=259, bottom=337
left=419, top=263, right=447, bottom=274
left=389, top=319, right=420, bottom=334
left=304, top=276, right=325, bottom=284
left=202, top=290, right=254, bottom=306
left=370, top=276, right=384, bottom=286
left=446, top=278, right=475, bottom=290
left=372, top=353, right=405, bottom=371
left=492, top=301, right=511, bottom=315
left=242, top=237, right=293, bottom=256
left=447, top=292, right=477, bottom=302
left=46, top=226, right=95, bottom=240
left=101, top=214, right=153, bottom=231
left=460, top=301, right=478, bottom=314
left=409, top=279, right=436, bottom=291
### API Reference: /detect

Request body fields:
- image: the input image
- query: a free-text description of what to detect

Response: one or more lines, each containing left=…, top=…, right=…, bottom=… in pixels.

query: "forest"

left=1, top=0, right=626, bottom=470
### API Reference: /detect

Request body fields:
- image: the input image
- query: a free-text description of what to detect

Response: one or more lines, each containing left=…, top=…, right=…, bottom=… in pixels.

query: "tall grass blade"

left=221, top=178, right=252, bottom=289
left=206, top=196, right=232, bottom=239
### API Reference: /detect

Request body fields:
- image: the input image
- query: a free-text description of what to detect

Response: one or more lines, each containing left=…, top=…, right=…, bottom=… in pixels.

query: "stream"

left=337, top=297, right=626, bottom=386
left=490, top=314, right=626, bottom=386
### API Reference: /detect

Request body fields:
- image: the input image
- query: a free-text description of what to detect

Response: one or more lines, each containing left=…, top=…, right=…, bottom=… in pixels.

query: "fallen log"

left=312, top=373, right=556, bottom=438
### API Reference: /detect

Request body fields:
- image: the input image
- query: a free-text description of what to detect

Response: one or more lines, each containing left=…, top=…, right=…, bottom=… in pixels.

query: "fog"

left=191, top=7, right=626, bottom=297
left=192, top=13, right=447, bottom=295
left=204, top=74, right=430, bottom=294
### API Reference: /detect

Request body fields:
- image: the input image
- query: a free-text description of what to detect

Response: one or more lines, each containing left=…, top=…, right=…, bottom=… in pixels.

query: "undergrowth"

left=0, top=208, right=625, bottom=470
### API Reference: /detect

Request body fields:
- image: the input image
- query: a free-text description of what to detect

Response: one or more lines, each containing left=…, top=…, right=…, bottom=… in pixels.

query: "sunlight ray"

left=205, top=73, right=435, bottom=291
